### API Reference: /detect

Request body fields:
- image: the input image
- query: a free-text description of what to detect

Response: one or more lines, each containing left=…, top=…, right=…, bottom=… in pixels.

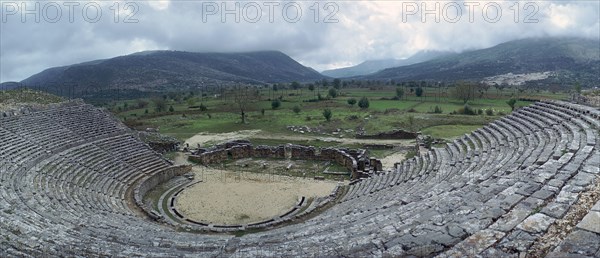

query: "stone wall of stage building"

left=253, top=145, right=286, bottom=159
left=187, top=141, right=381, bottom=179
left=289, top=145, right=317, bottom=159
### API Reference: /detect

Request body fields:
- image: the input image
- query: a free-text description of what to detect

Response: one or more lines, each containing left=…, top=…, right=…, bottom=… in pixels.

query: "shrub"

left=457, top=104, right=476, bottom=115
left=328, top=88, right=338, bottom=98
left=347, top=115, right=359, bottom=120
left=292, top=105, right=301, bottom=114
left=358, top=97, right=370, bottom=109
left=168, top=105, right=174, bottom=112
left=485, top=109, right=494, bottom=116
left=347, top=98, right=357, bottom=106
left=271, top=99, right=281, bottom=110
left=385, top=108, right=399, bottom=114
left=137, top=99, right=149, bottom=109
left=199, top=103, right=207, bottom=111
left=415, top=87, right=424, bottom=97
left=434, top=106, right=442, bottom=113
left=323, top=109, right=332, bottom=121
left=477, top=109, right=483, bottom=115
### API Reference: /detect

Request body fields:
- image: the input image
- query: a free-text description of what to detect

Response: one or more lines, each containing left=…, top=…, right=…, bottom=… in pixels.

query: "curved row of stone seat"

left=0, top=103, right=227, bottom=256
left=342, top=103, right=557, bottom=202
left=272, top=99, right=584, bottom=252
left=1, top=100, right=598, bottom=257
left=233, top=100, right=597, bottom=256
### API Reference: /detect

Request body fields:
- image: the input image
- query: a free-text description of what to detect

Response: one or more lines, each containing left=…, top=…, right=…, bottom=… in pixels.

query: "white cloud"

left=0, top=0, right=598, bottom=82
left=148, top=0, right=170, bottom=11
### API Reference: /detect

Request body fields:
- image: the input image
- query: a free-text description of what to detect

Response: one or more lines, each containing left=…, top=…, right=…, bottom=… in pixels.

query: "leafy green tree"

left=347, top=98, right=357, bottom=106
left=574, top=82, right=582, bottom=94
left=292, top=105, right=301, bottom=114
left=187, top=97, right=196, bottom=107
left=333, top=78, right=342, bottom=89
left=506, top=98, right=517, bottom=111
left=396, top=87, right=404, bottom=99
left=169, top=105, right=174, bottom=112
left=328, top=88, right=338, bottom=98
left=358, top=97, right=370, bottom=109
left=323, top=108, right=332, bottom=121
left=291, top=81, right=301, bottom=90
left=153, top=98, right=167, bottom=112
left=453, top=81, right=476, bottom=104
left=308, top=84, right=315, bottom=91
left=415, top=87, right=424, bottom=97
left=271, top=99, right=281, bottom=110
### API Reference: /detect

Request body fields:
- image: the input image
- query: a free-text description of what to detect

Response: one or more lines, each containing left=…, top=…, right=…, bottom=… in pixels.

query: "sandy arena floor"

left=175, top=166, right=338, bottom=225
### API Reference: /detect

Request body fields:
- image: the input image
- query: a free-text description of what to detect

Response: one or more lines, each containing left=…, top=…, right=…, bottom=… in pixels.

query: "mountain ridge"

left=362, top=37, right=599, bottom=87
left=16, top=50, right=326, bottom=94
left=321, top=50, right=453, bottom=78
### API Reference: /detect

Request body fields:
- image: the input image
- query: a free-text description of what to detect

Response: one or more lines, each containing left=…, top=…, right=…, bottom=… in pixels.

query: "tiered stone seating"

left=1, top=100, right=598, bottom=257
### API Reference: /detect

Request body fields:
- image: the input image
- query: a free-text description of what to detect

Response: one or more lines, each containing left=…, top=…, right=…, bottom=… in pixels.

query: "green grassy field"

left=105, top=86, right=567, bottom=142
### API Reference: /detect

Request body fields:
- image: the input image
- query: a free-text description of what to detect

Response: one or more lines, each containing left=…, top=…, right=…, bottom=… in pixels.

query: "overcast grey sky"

left=1, top=0, right=599, bottom=82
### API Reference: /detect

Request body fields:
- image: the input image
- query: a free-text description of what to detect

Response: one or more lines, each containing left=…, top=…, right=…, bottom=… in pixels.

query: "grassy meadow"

left=104, top=85, right=567, bottom=142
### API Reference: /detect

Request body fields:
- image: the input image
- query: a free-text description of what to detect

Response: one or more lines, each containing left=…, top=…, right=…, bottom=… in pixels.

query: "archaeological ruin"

left=0, top=99, right=599, bottom=257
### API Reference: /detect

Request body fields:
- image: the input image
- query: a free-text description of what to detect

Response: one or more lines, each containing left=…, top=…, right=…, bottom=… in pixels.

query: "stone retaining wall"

left=147, top=142, right=178, bottom=153
left=134, top=165, right=192, bottom=220
left=356, top=129, right=418, bottom=139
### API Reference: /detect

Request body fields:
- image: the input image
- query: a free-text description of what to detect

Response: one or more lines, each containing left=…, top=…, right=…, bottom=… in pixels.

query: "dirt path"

left=184, top=130, right=262, bottom=147
left=184, top=130, right=415, bottom=147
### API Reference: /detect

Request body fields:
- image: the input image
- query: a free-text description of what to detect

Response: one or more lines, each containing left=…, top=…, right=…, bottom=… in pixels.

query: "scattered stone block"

left=577, top=211, right=600, bottom=234
left=517, top=213, right=555, bottom=234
